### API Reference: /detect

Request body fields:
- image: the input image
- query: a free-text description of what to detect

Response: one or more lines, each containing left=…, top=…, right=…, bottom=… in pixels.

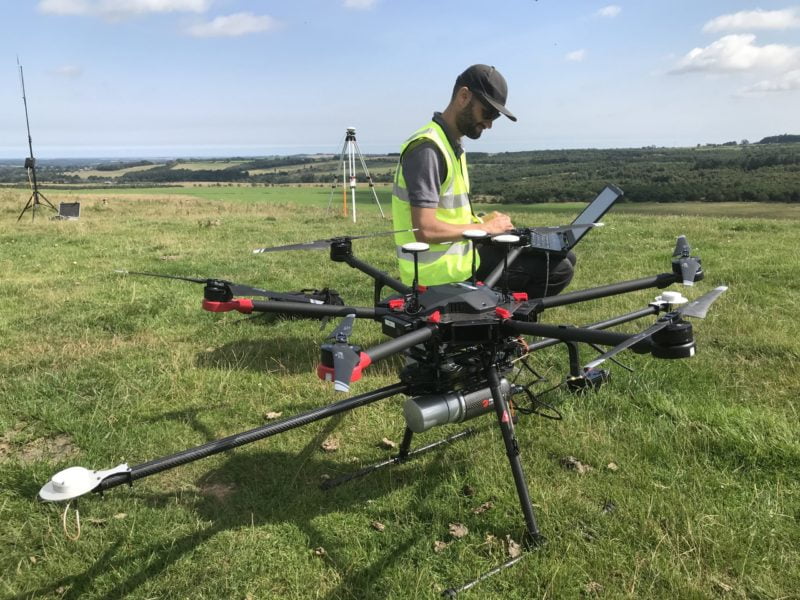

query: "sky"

left=1, top=0, right=799, bottom=159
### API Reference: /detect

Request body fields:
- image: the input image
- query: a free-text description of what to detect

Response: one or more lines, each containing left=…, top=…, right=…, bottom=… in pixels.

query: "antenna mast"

left=16, top=58, right=57, bottom=221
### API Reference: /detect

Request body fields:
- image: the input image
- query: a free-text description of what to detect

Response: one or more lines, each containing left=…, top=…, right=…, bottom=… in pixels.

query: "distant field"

left=65, top=163, right=166, bottom=179
left=12, top=183, right=800, bottom=221
left=612, top=201, right=800, bottom=220
left=57, top=156, right=397, bottom=181
left=173, top=160, right=246, bottom=171
left=31, top=184, right=800, bottom=221
left=66, top=184, right=386, bottom=207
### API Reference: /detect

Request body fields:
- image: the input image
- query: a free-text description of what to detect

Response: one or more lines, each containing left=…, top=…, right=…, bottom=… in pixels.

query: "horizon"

left=0, top=136, right=787, bottom=164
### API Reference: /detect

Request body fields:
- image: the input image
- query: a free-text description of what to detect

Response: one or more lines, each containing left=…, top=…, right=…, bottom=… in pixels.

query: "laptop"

left=521, top=184, right=622, bottom=252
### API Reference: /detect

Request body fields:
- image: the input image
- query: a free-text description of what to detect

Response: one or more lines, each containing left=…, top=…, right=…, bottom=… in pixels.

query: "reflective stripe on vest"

left=392, top=121, right=478, bottom=286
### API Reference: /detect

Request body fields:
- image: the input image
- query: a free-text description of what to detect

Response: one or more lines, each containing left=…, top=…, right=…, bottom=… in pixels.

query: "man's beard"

left=455, top=100, right=484, bottom=140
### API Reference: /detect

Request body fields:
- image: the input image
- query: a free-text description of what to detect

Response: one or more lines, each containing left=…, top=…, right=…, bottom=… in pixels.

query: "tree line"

left=1, top=141, right=797, bottom=203
left=467, top=144, right=800, bottom=203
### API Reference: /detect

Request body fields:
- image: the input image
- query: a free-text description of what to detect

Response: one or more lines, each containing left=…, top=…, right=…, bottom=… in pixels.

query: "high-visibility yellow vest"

left=392, top=121, right=480, bottom=285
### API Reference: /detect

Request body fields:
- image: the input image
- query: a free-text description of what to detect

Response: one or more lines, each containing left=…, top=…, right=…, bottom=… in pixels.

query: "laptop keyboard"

left=529, top=232, right=556, bottom=249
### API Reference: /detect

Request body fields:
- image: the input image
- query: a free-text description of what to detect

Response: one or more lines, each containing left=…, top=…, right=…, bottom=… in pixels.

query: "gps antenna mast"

left=17, top=58, right=56, bottom=222
left=327, top=127, right=386, bottom=223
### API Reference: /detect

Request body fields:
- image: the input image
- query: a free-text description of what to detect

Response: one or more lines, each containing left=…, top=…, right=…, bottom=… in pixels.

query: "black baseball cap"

left=456, top=64, right=517, bottom=122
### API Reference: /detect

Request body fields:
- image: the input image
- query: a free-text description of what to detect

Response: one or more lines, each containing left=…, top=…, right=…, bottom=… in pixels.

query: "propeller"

left=115, top=270, right=311, bottom=303
left=672, top=235, right=702, bottom=286
left=584, top=286, right=728, bottom=370
left=253, top=229, right=415, bottom=254
left=322, top=314, right=361, bottom=392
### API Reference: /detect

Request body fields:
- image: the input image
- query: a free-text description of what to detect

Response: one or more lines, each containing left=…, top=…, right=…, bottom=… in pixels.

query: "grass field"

left=1, top=186, right=798, bottom=599
left=55, top=155, right=398, bottom=181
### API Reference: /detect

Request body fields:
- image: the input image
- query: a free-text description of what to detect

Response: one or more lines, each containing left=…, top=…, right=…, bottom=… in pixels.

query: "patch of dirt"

left=0, top=430, right=80, bottom=464
left=321, top=436, right=340, bottom=452
left=199, top=481, right=236, bottom=502
left=560, top=455, right=593, bottom=475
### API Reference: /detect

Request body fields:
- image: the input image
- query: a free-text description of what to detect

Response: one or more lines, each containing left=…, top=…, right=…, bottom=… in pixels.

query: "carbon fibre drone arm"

left=338, top=252, right=413, bottom=299
left=203, top=297, right=390, bottom=320
left=533, top=272, right=679, bottom=307
left=501, top=319, right=646, bottom=351
left=93, top=381, right=410, bottom=495
left=525, top=305, right=660, bottom=352
left=483, top=247, right=523, bottom=288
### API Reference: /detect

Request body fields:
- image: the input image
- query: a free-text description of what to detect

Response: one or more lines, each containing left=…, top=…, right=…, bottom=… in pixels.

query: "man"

left=392, top=64, right=575, bottom=298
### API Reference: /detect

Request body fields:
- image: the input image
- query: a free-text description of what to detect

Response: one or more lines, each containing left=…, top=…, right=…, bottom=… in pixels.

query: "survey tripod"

left=327, top=127, right=386, bottom=222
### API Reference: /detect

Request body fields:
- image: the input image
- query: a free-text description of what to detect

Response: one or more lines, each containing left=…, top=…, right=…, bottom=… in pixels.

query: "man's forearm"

left=411, top=207, right=513, bottom=243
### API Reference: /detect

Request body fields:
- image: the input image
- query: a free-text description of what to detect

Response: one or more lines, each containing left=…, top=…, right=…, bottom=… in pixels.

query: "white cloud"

left=597, top=5, right=621, bottom=18
left=343, top=0, right=377, bottom=9
left=186, top=12, right=280, bottom=37
left=740, top=69, right=800, bottom=93
left=565, top=49, right=586, bottom=62
left=703, top=8, right=800, bottom=33
left=37, top=0, right=91, bottom=15
left=38, top=0, right=210, bottom=19
left=102, top=0, right=209, bottom=14
left=53, top=65, right=83, bottom=78
left=671, top=34, right=800, bottom=74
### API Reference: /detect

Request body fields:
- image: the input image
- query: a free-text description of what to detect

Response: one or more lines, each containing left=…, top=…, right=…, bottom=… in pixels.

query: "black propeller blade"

left=252, top=229, right=415, bottom=254
left=584, top=286, right=728, bottom=370
left=327, top=313, right=356, bottom=343
left=323, top=314, right=361, bottom=392
left=672, top=235, right=701, bottom=286
left=679, top=285, right=728, bottom=318
left=673, top=235, right=691, bottom=258
left=584, top=320, right=670, bottom=370
left=332, top=346, right=361, bottom=393
left=115, top=270, right=310, bottom=303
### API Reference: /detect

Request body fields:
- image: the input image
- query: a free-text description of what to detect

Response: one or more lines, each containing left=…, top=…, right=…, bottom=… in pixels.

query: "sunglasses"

left=470, top=90, right=501, bottom=121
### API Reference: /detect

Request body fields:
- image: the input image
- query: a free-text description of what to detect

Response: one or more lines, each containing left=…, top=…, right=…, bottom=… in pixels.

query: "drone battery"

left=403, top=378, right=511, bottom=433
left=509, top=301, right=541, bottom=322
left=382, top=315, right=416, bottom=338
left=438, top=319, right=502, bottom=345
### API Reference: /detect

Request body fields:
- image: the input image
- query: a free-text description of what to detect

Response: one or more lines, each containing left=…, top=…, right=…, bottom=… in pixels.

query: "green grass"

left=51, top=184, right=384, bottom=209
left=1, top=187, right=798, bottom=599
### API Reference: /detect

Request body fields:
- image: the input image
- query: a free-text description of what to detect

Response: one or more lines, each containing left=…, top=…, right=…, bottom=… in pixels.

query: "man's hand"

left=481, top=210, right=513, bottom=234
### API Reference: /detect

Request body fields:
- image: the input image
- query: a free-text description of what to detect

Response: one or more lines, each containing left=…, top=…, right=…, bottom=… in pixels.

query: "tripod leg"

left=353, top=139, right=386, bottom=219
left=37, top=191, right=57, bottom=211
left=17, top=192, right=36, bottom=222
left=348, top=141, right=357, bottom=223
left=329, top=138, right=349, bottom=216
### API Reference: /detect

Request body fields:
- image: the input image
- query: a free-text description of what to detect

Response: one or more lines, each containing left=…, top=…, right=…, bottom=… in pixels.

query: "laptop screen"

left=569, top=184, right=622, bottom=243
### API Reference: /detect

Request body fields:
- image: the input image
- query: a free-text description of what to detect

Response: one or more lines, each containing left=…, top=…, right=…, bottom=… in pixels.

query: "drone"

left=38, top=198, right=727, bottom=596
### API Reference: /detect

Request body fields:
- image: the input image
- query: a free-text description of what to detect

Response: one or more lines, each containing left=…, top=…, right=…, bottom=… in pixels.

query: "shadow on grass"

left=195, top=335, right=318, bottom=375
left=14, top=416, right=467, bottom=600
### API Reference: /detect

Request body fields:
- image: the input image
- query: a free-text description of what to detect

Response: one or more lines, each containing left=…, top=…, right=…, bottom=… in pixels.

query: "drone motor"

left=650, top=319, right=696, bottom=359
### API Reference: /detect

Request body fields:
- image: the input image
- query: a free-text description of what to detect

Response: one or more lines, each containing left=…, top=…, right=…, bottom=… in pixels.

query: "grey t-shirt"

left=400, top=113, right=464, bottom=209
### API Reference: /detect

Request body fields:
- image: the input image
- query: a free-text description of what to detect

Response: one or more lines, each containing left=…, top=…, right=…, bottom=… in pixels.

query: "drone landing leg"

left=487, top=364, right=542, bottom=542
left=441, top=366, right=544, bottom=597
left=321, top=427, right=477, bottom=490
